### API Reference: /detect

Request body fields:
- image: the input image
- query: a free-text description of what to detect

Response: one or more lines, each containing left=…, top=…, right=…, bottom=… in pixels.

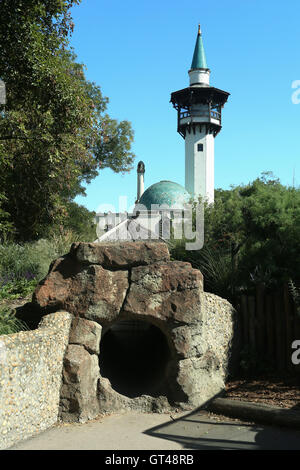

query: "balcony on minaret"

left=171, top=85, right=229, bottom=138
left=179, top=103, right=222, bottom=127
left=171, top=25, right=229, bottom=140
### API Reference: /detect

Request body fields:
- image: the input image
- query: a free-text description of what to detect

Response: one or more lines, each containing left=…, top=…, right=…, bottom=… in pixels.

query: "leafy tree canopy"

left=171, top=173, right=300, bottom=299
left=0, top=0, right=135, bottom=240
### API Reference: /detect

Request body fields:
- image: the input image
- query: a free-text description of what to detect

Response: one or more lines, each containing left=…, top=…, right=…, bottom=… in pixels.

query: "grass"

left=0, top=306, right=29, bottom=335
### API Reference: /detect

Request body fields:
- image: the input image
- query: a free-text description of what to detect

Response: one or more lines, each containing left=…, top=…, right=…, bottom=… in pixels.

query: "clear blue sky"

left=71, top=0, right=300, bottom=213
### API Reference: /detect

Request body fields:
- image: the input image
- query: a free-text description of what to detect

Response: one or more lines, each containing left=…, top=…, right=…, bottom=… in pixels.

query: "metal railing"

left=180, top=110, right=221, bottom=120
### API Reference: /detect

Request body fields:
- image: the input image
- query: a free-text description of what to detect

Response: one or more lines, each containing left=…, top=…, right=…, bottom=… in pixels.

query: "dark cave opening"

left=99, top=320, right=171, bottom=398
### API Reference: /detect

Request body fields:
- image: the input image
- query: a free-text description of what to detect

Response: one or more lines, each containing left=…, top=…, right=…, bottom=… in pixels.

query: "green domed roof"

left=138, top=181, right=191, bottom=210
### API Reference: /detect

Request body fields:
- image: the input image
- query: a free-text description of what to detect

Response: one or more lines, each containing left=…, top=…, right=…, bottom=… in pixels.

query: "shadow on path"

left=144, top=407, right=300, bottom=450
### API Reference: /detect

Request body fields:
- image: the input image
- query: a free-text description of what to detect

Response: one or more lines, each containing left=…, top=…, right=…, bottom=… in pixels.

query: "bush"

left=0, top=229, right=85, bottom=287
left=169, top=240, right=237, bottom=302
left=170, top=174, right=300, bottom=301
left=0, top=279, right=38, bottom=300
left=0, top=215, right=97, bottom=334
left=0, top=243, right=40, bottom=282
left=0, top=232, right=84, bottom=306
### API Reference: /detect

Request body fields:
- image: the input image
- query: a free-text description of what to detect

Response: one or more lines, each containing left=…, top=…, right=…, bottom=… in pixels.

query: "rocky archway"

left=22, top=241, right=236, bottom=423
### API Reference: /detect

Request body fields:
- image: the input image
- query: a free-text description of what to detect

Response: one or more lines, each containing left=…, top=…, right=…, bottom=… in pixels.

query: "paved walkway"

left=10, top=409, right=300, bottom=450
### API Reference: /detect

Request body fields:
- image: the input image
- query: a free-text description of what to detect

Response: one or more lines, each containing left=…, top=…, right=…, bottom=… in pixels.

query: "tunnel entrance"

left=99, top=320, right=171, bottom=398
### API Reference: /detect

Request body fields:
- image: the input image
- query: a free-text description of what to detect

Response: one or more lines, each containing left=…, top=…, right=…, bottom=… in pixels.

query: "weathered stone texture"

left=202, top=292, right=237, bottom=378
left=124, top=262, right=203, bottom=324
left=98, top=377, right=171, bottom=413
left=0, top=312, right=72, bottom=450
left=70, top=240, right=170, bottom=268
left=15, top=241, right=236, bottom=422
left=175, top=357, right=225, bottom=408
left=34, top=261, right=128, bottom=320
left=69, top=317, right=102, bottom=355
left=60, top=344, right=100, bottom=423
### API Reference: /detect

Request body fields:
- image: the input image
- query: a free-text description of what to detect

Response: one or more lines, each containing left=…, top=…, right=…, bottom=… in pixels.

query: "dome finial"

left=137, top=161, right=145, bottom=174
left=198, top=23, right=201, bottom=35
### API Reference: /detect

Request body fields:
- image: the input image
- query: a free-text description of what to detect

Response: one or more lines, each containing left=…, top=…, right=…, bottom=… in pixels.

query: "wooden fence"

left=238, top=284, right=300, bottom=373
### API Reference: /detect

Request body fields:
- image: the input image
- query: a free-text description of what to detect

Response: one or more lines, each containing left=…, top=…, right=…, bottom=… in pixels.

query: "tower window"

left=197, top=143, right=203, bottom=152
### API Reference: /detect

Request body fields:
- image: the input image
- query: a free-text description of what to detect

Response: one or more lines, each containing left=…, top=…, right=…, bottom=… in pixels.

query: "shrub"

left=0, top=279, right=38, bottom=300
left=0, top=229, right=84, bottom=286
left=0, top=243, right=40, bottom=282
left=169, top=239, right=237, bottom=302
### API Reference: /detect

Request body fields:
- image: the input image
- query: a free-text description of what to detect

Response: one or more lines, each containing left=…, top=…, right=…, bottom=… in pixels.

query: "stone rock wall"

left=19, top=241, right=237, bottom=422
left=60, top=318, right=102, bottom=422
left=0, top=312, right=72, bottom=449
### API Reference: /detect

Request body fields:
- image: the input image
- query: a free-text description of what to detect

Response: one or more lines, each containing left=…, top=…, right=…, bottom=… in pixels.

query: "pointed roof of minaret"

left=190, top=24, right=208, bottom=70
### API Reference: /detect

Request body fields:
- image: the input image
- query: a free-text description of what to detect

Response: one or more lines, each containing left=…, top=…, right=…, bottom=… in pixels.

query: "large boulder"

left=18, top=241, right=236, bottom=420
left=33, top=259, right=129, bottom=321
left=124, top=261, right=203, bottom=324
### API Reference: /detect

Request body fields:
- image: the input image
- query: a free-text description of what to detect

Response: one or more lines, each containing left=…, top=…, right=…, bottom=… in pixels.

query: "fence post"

left=238, top=286, right=300, bottom=376
left=240, top=295, right=248, bottom=348
left=247, top=295, right=256, bottom=353
left=292, top=295, right=300, bottom=374
left=274, top=291, right=285, bottom=371
left=266, top=294, right=275, bottom=367
left=283, top=284, right=293, bottom=370
left=256, top=284, right=265, bottom=356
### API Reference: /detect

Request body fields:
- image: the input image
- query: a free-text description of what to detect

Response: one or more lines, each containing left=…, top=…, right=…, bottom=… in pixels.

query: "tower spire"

left=188, top=24, right=210, bottom=86
left=190, top=24, right=208, bottom=70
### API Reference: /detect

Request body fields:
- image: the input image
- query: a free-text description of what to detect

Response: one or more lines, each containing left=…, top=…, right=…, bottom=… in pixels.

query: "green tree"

left=0, top=0, right=135, bottom=240
left=237, top=173, right=300, bottom=288
left=170, top=173, right=300, bottom=300
left=62, top=201, right=96, bottom=241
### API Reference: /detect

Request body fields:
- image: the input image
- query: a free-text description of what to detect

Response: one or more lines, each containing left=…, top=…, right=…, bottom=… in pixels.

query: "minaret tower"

left=170, top=25, right=230, bottom=204
left=136, top=161, right=145, bottom=202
